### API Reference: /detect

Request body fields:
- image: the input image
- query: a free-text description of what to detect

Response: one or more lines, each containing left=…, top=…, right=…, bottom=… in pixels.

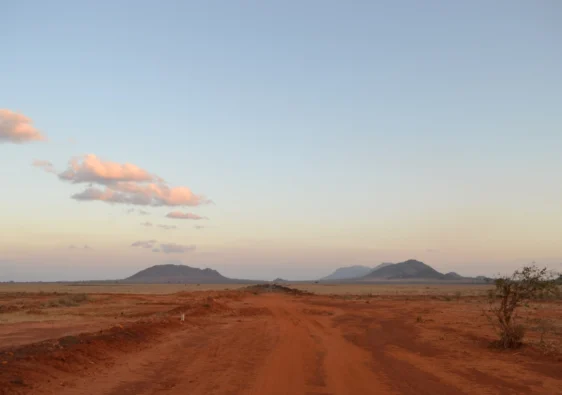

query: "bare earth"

left=0, top=285, right=561, bottom=395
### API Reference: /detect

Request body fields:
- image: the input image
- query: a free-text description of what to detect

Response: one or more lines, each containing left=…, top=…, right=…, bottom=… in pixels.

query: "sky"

left=1, top=1, right=561, bottom=281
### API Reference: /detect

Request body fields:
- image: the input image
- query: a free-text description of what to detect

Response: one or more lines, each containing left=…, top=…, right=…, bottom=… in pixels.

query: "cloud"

left=166, top=211, right=208, bottom=220
left=131, top=241, right=193, bottom=253
left=59, top=154, right=153, bottom=184
left=140, top=222, right=176, bottom=230
left=33, top=160, right=56, bottom=174
left=68, top=244, right=92, bottom=250
left=158, top=224, right=177, bottom=230
left=160, top=243, right=196, bottom=254
left=194, top=225, right=205, bottom=230
left=131, top=240, right=157, bottom=249
left=39, top=153, right=211, bottom=208
left=127, top=208, right=151, bottom=215
left=72, top=183, right=209, bottom=206
left=0, top=109, right=45, bottom=143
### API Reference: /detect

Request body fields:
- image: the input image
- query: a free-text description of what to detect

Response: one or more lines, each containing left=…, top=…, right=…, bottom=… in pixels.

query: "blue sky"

left=1, top=1, right=561, bottom=280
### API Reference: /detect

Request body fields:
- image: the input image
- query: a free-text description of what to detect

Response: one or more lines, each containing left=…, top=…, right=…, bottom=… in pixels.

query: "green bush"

left=486, top=265, right=556, bottom=348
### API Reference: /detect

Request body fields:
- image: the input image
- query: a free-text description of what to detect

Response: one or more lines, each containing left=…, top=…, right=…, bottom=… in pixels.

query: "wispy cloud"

left=127, top=208, right=151, bottom=216
left=132, top=240, right=193, bottom=253
left=68, top=244, right=92, bottom=250
left=194, top=225, right=205, bottom=230
left=160, top=243, right=196, bottom=254
left=0, top=109, right=45, bottom=143
left=158, top=224, right=177, bottom=230
left=131, top=240, right=157, bottom=249
left=140, top=222, right=176, bottom=230
left=166, top=211, right=208, bottom=220
left=33, top=160, right=56, bottom=174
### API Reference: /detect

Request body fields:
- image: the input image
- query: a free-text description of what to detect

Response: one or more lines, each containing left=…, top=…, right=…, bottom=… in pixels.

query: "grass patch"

left=44, top=293, right=89, bottom=308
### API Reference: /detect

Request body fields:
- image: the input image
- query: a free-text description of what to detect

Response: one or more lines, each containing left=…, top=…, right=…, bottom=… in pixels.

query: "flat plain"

left=0, top=283, right=560, bottom=395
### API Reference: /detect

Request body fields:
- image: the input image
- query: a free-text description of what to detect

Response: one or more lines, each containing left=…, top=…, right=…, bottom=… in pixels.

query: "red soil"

left=0, top=291, right=561, bottom=394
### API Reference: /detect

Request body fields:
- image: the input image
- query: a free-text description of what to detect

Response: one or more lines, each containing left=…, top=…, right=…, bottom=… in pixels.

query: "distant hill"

left=372, top=262, right=393, bottom=272
left=124, top=264, right=231, bottom=284
left=272, top=278, right=289, bottom=283
left=361, top=259, right=445, bottom=280
left=443, top=272, right=464, bottom=280
left=321, top=265, right=373, bottom=281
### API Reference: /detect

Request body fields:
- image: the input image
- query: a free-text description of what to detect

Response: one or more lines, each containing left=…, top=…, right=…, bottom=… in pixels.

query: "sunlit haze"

left=2, top=1, right=561, bottom=281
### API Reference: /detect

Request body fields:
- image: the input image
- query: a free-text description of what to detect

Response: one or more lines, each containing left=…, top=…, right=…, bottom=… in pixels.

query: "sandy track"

left=247, top=296, right=391, bottom=395
left=52, top=295, right=388, bottom=395
left=2, top=293, right=561, bottom=394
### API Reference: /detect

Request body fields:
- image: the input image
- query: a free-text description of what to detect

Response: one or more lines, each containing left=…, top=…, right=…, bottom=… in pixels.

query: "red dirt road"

left=2, top=293, right=561, bottom=394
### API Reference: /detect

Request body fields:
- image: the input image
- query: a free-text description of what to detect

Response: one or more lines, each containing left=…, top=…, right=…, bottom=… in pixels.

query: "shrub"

left=45, top=293, right=89, bottom=308
left=485, top=264, right=557, bottom=348
left=70, top=293, right=89, bottom=303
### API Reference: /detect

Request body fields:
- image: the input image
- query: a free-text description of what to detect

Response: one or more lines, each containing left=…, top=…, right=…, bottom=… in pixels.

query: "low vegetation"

left=485, top=265, right=558, bottom=348
left=44, top=293, right=89, bottom=308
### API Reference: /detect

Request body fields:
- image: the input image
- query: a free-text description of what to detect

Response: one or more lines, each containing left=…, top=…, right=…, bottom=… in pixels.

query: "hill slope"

left=371, top=262, right=393, bottom=272
left=321, top=265, right=373, bottom=281
left=361, top=259, right=444, bottom=280
left=443, top=272, right=464, bottom=280
left=125, top=264, right=230, bottom=284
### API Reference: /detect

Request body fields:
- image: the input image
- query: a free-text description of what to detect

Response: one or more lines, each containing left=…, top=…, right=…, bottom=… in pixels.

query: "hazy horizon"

left=2, top=2, right=561, bottom=282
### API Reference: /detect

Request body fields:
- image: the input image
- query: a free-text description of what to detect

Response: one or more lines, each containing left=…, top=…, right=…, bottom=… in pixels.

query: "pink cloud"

left=33, top=159, right=56, bottom=174
left=0, top=109, right=45, bottom=143
left=166, top=211, right=208, bottom=220
left=59, top=154, right=153, bottom=184
left=39, top=153, right=211, bottom=208
left=72, top=183, right=209, bottom=206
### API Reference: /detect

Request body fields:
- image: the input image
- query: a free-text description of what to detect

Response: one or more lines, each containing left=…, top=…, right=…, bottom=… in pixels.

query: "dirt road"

left=2, top=293, right=561, bottom=394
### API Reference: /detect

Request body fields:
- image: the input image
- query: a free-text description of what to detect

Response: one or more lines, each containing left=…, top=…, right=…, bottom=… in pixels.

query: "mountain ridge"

left=360, top=259, right=445, bottom=280
left=320, top=265, right=373, bottom=281
left=123, top=264, right=262, bottom=284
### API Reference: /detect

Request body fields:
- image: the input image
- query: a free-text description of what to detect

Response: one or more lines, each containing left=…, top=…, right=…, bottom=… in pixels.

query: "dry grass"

left=0, top=283, right=248, bottom=294
left=289, top=283, right=494, bottom=296
left=0, top=282, right=495, bottom=296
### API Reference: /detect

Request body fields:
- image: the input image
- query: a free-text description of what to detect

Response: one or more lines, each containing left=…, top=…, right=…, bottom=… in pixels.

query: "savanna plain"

left=0, top=283, right=561, bottom=395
